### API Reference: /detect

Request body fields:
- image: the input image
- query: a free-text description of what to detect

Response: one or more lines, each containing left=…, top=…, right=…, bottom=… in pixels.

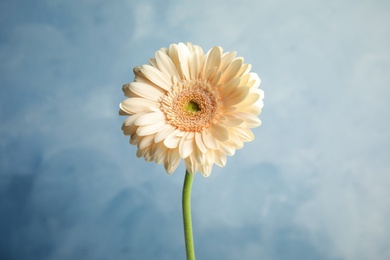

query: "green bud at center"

left=186, top=100, right=201, bottom=112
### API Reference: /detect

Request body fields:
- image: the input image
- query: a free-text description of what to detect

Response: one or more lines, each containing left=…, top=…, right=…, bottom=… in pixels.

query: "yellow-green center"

left=186, top=100, right=201, bottom=113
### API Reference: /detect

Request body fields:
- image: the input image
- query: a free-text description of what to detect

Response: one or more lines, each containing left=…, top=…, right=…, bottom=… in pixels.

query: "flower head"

left=120, top=42, right=264, bottom=177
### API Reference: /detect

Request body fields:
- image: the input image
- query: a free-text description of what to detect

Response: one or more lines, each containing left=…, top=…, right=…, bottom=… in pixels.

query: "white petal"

left=195, top=132, right=207, bottom=153
left=134, top=111, right=165, bottom=126
left=165, top=149, right=181, bottom=174
left=233, top=112, right=261, bottom=127
left=219, top=115, right=244, bottom=127
left=140, top=65, right=172, bottom=91
left=136, top=121, right=166, bottom=136
left=120, top=98, right=159, bottom=114
left=220, top=51, right=237, bottom=72
left=219, top=58, right=243, bottom=84
left=223, top=86, right=250, bottom=107
left=124, top=112, right=146, bottom=126
left=155, top=50, right=180, bottom=82
left=218, top=141, right=235, bottom=156
left=184, top=156, right=196, bottom=174
left=129, top=82, right=164, bottom=102
left=202, top=130, right=219, bottom=150
left=233, top=127, right=254, bottom=142
left=214, top=150, right=227, bottom=167
left=204, top=46, right=222, bottom=75
left=151, top=141, right=168, bottom=164
left=178, top=42, right=191, bottom=80
left=164, top=129, right=182, bottom=149
left=154, top=124, right=176, bottom=143
left=210, top=124, right=229, bottom=142
left=179, top=132, right=194, bottom=158
left=138, top=134, right=155, bottom=149
left=219, top=77, right=241, bottom=98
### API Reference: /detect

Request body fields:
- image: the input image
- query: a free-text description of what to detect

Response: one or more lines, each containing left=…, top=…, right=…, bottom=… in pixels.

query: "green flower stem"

left=182, top=170, right=196, bottom=260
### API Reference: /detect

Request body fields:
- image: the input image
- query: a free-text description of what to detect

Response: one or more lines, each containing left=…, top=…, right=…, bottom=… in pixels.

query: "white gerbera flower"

left=120, top=42, right=264, bottom=177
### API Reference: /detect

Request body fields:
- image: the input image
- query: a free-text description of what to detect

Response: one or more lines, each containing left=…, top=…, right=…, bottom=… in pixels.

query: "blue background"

left=1, top=0, right=389, bottom=259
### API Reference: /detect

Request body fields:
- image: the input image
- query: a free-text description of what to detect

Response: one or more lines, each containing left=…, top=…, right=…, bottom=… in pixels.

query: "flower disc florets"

left=160, top=79, right=222, bottom=132
left=119, top=42, right=264, bottom=177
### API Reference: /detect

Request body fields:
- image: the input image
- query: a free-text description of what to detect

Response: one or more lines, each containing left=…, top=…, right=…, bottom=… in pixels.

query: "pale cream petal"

left=237, top=63, right=251, bottom=77
left=134, top=111, right=165, bottom=126
left=163, top=129, right=182, bottom=149
left=238, top=105, right=262, bottom=115
left=210, top=124, right=229, bottom=142
left=155, top=50, right=180, bottom=82
left=122, top=124, right=137, bottom=136
left=219, top=58, right=243, bottom=84
left=202, top=130, right=219, bottom=150
left=237, top=92, right=260, bottom=107
left=140, top=65, right=172, bottom=91
left=179, top=132, right=194, bottom=158
left=122, top=83, right=132, bottom=97
left=189, top=51, right=199, bottom=80
left=136, top=121, right=166, bottom=136
left=223, top=86, right=250, bottom=107
left=203, top=46, right=222, bottom=79
left=165, top=149, right=181, bottom=174
left=233, top=112, right=262, bottom=127
left=120, top=98, right=159, bottom=114
left=178, top=42, right=191, bottom=80
left=168, top=43, right=180, bottom=70
left=195, top=132, right=207, bottom=153
left=149, top=57, right=157, bottom=68
left=154, top=124, right=176, bottom=143
left=138, top=134, right=155, bottom=149
left=124, top=112, right=147, bottom=126
left=193, top=145, right=206, bottom=165
left=234, top=127, right=255, bottom=142
left=218, top=141, right=235, bottom=156
left=151, top=141, right=168, bottom=164
left=210, top=71, right=222, bottom=86
left=184, top=156, right=196, bottom=174
left=220, top=51, right=237, bottom=72
left=129, top=82, right=164, bottom=102
left=119, top=109, right=131, bottom=116
left=248, top=72, right=261, bottom=89
left=219, top=77, right=241, bottom=98
left=219, top=114, right=244, bottom=127
left=214, top=150, right=227, bottom=167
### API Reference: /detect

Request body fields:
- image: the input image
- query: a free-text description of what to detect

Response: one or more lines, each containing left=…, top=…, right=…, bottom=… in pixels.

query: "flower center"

left=160, top=79, right=222, bottom=132
left=186, top=100, right=201, bottom=113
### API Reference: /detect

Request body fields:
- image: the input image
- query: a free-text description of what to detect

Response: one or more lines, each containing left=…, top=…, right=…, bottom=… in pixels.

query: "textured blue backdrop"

left=1, top=0, right=389, bottom=259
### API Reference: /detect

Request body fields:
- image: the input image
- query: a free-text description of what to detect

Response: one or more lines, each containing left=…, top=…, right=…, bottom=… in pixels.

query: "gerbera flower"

left=120, top=42, right=264, bottom=177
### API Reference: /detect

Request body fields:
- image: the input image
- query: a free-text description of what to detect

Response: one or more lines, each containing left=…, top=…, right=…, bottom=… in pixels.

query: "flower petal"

left=179, top=132, right=194, bottom=158
left=134, top=111, right=165, bottom=126
left=210, top=124, right=229, bottom=142
left=178, top=42, right=191, bottom=80
left=140, top=65, right=172, bottom=91
left=195, top=132, right=207, bottom=153
left=203, top=46, right=222, bottom=80
left=202, top=130, right=219, bottom=150
left=223, top=86, right=250, bottom=107
left=154, top=124, right=176, bottom=143
left=164, top=129, right=182, bottom=149
left=155, top=50, right=180, bottom=82
left=136, top=121, right=166, bottom=136
left=128, top=82, right=164, bottom=102
left=165, top=149, right=181, bottom=174
left=219, top=58, right=243, bottom=84
left=120, top=98, right=159, bottom=114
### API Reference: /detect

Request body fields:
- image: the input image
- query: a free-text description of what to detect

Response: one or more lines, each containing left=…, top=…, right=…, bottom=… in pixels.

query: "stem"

left=182, top=170, right=196, bottom=260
